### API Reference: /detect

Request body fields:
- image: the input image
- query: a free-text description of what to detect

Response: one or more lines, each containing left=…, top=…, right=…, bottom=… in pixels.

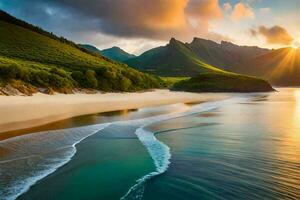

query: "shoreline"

left=0, top=90, right=228, bottom=140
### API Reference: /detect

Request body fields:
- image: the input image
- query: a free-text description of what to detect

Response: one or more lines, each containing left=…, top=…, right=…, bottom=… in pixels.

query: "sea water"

left=1, top=89, right=300, bottom=200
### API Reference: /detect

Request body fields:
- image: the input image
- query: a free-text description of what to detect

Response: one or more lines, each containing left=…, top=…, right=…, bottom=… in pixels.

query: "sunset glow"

left=292, top=38, right=300, bottom=49
left=1, top=0, right=300, bottom=54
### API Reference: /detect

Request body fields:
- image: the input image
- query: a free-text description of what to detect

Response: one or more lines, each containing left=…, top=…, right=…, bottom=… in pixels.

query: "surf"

left=120, top=98, right=236, bottom=199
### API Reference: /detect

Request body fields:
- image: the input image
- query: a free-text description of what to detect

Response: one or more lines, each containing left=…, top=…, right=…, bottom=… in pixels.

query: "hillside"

left=78, top=44, right=103, bottom=55
left=125, top=37, right=270, bottom=76
left=233, top=48, right=300, bottom=86
left=126, top=36, right=300, bottom=86
left=172, top=72, right=274, bottom=93
left=126, top=38, right=223, bottom=76
left=0, top=10, right=163, bottom=94
left=188, top=38, right=270, bottom=71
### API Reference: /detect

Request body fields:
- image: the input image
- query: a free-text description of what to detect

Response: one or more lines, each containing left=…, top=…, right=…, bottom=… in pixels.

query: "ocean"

left=1, top=88, right=300, bottom=200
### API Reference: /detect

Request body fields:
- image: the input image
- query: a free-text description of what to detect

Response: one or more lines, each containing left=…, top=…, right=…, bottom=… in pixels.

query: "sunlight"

left=294, top=90, right=300, bottom=129
left=291, top=38, right=300, bottom=49
left=270, top=48, right=297, bottom=78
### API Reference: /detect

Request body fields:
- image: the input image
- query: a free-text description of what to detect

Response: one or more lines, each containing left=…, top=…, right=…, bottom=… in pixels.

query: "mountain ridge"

left=125, top=36, right=300, bottom=85
left=79, top=44, right=136, bottom=62
left=126, top=38, right=223, bottom=76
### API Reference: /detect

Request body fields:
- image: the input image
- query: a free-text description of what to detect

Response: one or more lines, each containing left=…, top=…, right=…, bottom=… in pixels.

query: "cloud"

left=231, top=2, right=255, bottom=21
left=250, top=25, right=294, bottom=45
left=187, top=0, right=222, bottom=20
left=1, top=0, right=228, bottom=42
left=223, top=2, right=232, bottom=12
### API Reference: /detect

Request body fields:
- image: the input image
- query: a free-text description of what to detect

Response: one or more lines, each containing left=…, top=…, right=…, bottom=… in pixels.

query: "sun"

left=291, top=38, right=300, bottom=49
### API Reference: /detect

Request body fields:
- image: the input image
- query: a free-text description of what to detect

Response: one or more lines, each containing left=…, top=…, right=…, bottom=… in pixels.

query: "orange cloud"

left=256, top=26, right=294, bottom=45
left=231, top=2, right=255, bottom=21
left=45, top=0, right=226, bottom=41
left=142, top=0, right=188, bottom=30
left=187, top=0, right=222, bottom=20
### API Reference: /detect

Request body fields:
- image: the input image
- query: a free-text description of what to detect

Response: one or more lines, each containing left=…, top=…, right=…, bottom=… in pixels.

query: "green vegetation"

left=125, top=38, right=223, bottom=77
left=125, top=37, right=275, bottom=91
left=172, top=73, right=274, bottom=93
left=161, top=77, right=190, bottom=87
left=0, top=10, right=163, bottom=94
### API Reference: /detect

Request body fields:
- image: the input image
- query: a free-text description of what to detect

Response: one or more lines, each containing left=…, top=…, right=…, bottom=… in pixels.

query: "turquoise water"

left=1, top=89, right=300, bottom=199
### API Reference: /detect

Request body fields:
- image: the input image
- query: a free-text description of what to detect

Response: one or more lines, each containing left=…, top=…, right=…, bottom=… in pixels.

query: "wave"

left=120, top=128, right=171, bottom=200
left=0, top=124, right=110, bottom=200
left=120, top=98, right=239, bottom=199
left=0, top=97, right=249, bottom=200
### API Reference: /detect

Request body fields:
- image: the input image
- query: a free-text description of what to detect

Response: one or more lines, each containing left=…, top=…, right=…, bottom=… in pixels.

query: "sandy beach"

left=0, top=90, right=227, bottom=138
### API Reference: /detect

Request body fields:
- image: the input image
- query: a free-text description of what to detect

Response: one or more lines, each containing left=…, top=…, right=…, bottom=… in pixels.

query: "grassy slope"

left=0, top=21, right=115, bottom=70
left=161, top=77, right=190, bottom=87
left=172, top=72, right=274, bottom=93
left=78, top=44, right=103, bottom=56
left=0, top=11, right=163, bottom=93
left=187, top=38, right=237, bottom=71
left=126, top=38, right=223, bottom=76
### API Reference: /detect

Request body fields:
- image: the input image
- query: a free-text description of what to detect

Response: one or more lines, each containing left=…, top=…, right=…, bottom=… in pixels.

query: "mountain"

left=101, top=46, right=136, bottom=62
left=233, top=48, right=300, bottom=86
left=126, top=36, right=300, bottom=86
left=79, top=44, right=136, bottom=62
left=126, top=38, right=223, bottom=77
left=78, top=44, right=102, bottom=55
left=125, top=37, right=270, bottom=76
left=188, top=39, right=300, bottom=85
left=188, top=38, right=270, bottom=71
left=0, top=10, right=163, bottom=94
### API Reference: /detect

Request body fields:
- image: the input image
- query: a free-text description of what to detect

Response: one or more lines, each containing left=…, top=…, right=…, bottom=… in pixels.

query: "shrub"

left=85, top=70, right=98, bottom=88
left=71, top=71, right=85, bottom=85
left=120, top=77, right=132, bottom=91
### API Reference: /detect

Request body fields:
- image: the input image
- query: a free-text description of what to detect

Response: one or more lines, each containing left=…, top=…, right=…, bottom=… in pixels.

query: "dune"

left=0, top=90, right=227, bottom=138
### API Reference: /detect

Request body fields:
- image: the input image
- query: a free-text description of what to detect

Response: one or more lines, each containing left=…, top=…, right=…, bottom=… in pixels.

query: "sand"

left=0, top=90, right=227, bottom=136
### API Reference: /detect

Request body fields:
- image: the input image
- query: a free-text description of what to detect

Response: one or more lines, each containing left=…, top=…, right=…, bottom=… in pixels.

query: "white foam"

left=121, top=128, right=171, bottom=200
left=1, top=97, right=248, bottom=200
left=0, top=124, right=110, bottom=200
left=120, top=99, right=236, bottom=199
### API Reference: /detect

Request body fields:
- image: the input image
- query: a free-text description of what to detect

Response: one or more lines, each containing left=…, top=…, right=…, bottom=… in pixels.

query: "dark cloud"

left=0, top=0, right=228, bottom=41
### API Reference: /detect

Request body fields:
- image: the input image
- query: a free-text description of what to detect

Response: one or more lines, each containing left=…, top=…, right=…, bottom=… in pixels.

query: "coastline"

left=0, top=90, right=227, bottom=140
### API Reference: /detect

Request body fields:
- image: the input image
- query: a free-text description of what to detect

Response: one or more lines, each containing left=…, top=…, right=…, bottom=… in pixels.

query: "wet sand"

left=0, top=90, right=227, bottom=140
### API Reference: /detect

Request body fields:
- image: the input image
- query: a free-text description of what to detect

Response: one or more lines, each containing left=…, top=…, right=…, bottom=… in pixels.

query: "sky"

left=1, top=0, right=300, bottom=55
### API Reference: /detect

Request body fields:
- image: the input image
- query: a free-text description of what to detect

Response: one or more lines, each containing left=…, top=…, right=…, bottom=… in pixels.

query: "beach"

left=1, top=89, right=300, bottom=200
left=0, top=90, right=226, bottom=137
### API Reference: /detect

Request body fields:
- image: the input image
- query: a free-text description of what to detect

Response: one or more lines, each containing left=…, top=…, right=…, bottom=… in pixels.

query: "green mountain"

left=187, top=38, right=270, bottom=71
left=78, top=44, right=103, bottom=55
left=125, top=38, right=274, bottom=92
left=126, top=36, right=300, bottom=86
left=101, top=46, right=136, bottom=62
left=125, top=38, right=270, bottom=76
left=172, top=73, right=274, bottom=93
left=79, top=44, right=136, bottom=62
left=233, top=48, right=300, bottom=86
left=126, top=38, right=223, bottom=76
left=0, top=10, right=163, bottom=94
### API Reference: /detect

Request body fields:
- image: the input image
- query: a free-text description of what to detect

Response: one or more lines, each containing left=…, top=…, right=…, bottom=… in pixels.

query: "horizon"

left=1, top=0, right=300, bottom=54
